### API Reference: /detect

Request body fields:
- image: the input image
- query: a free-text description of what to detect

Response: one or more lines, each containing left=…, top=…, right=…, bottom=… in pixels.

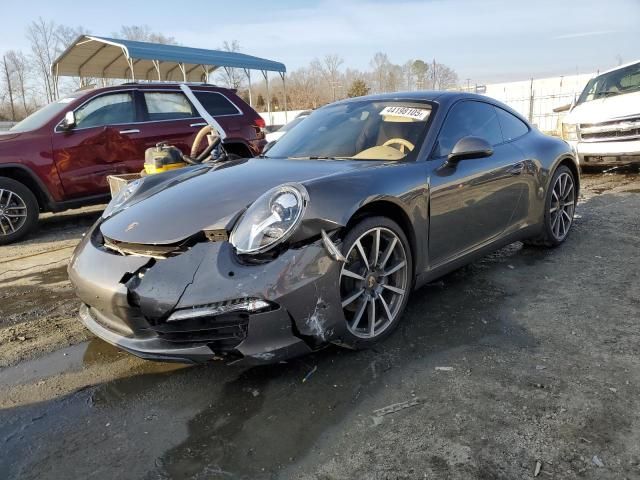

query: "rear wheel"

left=0, top=177, right=39, bottom=245
left=337, top=216, right=413, bottom=349
left=525, top=165, right=576, bottom=247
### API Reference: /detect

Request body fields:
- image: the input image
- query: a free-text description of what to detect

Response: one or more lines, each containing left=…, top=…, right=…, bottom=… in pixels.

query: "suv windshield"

left=577, top=62, right=640, bottom=104
left=266, top=100, right=432, bottom=161
left=10, top=95, right=80, bottom=132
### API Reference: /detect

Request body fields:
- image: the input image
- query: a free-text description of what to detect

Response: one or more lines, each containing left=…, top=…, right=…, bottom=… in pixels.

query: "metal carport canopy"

left=52, top=35, right=286, bottom=82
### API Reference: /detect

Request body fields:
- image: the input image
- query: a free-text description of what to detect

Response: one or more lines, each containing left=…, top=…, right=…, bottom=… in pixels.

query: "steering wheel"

left=383, top=138, right=415, bottom=153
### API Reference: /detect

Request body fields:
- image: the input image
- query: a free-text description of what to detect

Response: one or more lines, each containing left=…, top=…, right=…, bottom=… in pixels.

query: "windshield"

left=266, top=100, right=432, bottom=161
left=10, top=95, right=80, bottom=132
left=577, top=62, right=640, bottom=104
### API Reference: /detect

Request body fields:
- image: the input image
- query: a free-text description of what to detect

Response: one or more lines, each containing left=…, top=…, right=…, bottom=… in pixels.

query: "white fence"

left=259, top=110, right=306, bottom=128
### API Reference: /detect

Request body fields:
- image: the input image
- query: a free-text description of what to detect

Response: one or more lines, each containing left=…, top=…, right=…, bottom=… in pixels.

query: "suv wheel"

left=0, top=177, right=39, bottom=245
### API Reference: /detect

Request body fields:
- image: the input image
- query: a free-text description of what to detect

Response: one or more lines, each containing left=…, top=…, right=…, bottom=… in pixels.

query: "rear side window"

left=75, top=92, right=135, bottom=128
left=495, top=107, right=529, bottom=142
left=434, top=100, right=502, bottom=157
left=144, top=92, right=194, bottom=121
left=193, top=91, right=241, bottom=116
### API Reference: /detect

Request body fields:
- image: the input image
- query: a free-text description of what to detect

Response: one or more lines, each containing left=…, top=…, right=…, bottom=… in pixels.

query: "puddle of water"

left=0, top=339, right=125, bottom=388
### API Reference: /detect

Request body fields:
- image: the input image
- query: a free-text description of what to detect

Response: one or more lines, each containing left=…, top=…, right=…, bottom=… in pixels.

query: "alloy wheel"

left=549, top=172, right=575, bottom=241
left=339, top=227, right=408, bottom=339
left=0, top=188, right=28, bottom=237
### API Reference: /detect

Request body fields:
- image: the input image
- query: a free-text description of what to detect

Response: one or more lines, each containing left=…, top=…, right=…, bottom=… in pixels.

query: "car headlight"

left=102, top=178, right=144, bottom=219
left=230, top=183, right=308, bottom=254
left=562, top=122, right=578, bottom=141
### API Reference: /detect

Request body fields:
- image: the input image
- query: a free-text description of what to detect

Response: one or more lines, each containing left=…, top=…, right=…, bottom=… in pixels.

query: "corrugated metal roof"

left=52, top=35, right=286, bottom=82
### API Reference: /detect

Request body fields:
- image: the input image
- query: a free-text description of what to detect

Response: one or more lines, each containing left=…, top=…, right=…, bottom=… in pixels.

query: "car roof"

left=67, top=82, right=234, bottom=98
left=335, top=90, right=490, bottom=104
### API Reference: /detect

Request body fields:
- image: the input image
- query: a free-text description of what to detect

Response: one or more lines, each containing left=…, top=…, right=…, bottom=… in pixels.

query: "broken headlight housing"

left=230, top=183, right=308, bottom=254
left=103, top=178, right=144, bottom=219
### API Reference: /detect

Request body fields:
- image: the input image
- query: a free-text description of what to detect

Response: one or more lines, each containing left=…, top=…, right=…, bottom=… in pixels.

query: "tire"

left=336, top=216, right=413, bottom=349
left=0, top=177, right=39, bottom=245
left=524, top=165, right=576, bottom=248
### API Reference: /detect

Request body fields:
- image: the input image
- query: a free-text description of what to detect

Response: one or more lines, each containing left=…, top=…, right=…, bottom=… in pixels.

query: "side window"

left=75, top=92, right=135, bottom=129
left=192, top=91, right=240, bottom=116
left=494, top=107, right=529, bottom=142
left=143, top=92, right=194, bottom=121
left=434, top=101, right=502, bottom=157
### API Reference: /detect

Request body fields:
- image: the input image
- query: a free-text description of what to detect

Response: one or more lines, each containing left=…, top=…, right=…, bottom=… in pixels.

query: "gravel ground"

left=0, top=173, right=638, bottom=480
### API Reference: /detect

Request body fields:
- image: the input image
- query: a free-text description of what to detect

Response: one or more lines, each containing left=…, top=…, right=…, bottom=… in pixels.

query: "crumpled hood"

left=565, top=91, right=640, bottom=125
left=100, top=157, right=376, bottom=244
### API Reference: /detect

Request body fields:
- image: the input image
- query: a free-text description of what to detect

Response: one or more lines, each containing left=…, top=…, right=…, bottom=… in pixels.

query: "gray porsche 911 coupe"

left=68, top=91, right=579, bottom=364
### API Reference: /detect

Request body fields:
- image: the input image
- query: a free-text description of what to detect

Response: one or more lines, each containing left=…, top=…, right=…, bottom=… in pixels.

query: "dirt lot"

left=0, top=173, right=639, bottom=480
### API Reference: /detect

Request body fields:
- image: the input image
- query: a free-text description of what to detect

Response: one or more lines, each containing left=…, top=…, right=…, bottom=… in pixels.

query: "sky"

left=4, top=0, right=640, bottom=84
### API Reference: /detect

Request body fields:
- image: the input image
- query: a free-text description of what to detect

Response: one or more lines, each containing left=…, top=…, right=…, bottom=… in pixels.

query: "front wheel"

left=525, top=165, right=576, bottom=247
left=337, top=216, right=413, bottom=349
left=0, top=177, right=39, bottom=245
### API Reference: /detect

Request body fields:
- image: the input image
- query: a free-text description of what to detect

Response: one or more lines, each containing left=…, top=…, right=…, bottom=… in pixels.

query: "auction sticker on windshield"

left=380, top=106, right=430, bottom=121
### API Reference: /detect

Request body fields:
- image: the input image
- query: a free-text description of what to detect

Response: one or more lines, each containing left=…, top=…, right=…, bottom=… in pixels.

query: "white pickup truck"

left=562, top=60, right=640, bottom=168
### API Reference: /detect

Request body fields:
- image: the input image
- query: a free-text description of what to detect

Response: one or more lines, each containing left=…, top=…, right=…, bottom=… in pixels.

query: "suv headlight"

left=230, top=183, right=308, bottom=254
left=103, top=178, right=143, bottom=218
left=562, top=122, right=578, bottom=141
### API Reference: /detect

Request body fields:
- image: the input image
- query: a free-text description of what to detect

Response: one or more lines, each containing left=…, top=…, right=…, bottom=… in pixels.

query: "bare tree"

left=216, top=40, right=244, bottom=89
left=431, top=59, right=458, bottom=90
left=402, top=60, right=414, bottom=91
left=5, top=51, right=31, bottom=115
left=370, top=52, right=391, bottom=93
left=2, top=55, right=16, bottom=121
left=116, top=25, right=177, bottom=45
left=320, top=54, right=344, bottom=101
left=27, top=18, right=59, bottom=102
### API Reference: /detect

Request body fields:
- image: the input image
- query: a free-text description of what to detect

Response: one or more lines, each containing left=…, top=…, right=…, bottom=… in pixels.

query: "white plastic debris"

left=435, top=366, right=454, bottom=371
left=592, top=455, right=604, bottom=467
left=534, top=461, right=542, bottom=477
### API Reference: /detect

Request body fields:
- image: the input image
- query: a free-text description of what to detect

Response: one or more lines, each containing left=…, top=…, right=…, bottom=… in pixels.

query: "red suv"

left=0, top=83, right=266, bottom=244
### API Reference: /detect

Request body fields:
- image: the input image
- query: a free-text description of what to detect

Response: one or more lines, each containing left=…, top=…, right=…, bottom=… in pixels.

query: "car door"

left=51, top=90, right=144, bottom=198
left=138, top=90, right=204, bottom=157
left=428, top=100, right=526, bottom=266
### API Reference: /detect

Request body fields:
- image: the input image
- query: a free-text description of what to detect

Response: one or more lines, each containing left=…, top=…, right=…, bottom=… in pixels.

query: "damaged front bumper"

left=68, top=223, right=346, bottom=364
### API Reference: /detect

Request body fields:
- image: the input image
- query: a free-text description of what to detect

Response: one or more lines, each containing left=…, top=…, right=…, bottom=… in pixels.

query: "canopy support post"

left=153, top=60, right=162, bottom=81
left=179, top=63, right=187, bottom=82
left=123, top=48, right=135, bottom=81
left=263, top=70, right=271, bottom=126
left=280, top=72, right=288, bottom=123
left=201, top=65, right=209, bottom=83
left=244, top=69, right=253, bottom=107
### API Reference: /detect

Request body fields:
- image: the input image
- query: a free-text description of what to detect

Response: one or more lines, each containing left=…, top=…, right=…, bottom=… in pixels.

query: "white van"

left=562, top=60, right=640, bottom=167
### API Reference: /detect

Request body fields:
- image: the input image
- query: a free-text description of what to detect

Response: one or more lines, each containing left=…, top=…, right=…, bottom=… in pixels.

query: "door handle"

left=119, top=129, right=140, bottom=134
left=508, top=162, right=524, bottom=175
left=190, top=122, right=208, bottom=128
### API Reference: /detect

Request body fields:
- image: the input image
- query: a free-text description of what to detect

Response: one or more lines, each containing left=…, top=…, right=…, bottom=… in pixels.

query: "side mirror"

left=447, top=136, right=493, bottom=163
left=60, top=111, right=76, bottom=130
